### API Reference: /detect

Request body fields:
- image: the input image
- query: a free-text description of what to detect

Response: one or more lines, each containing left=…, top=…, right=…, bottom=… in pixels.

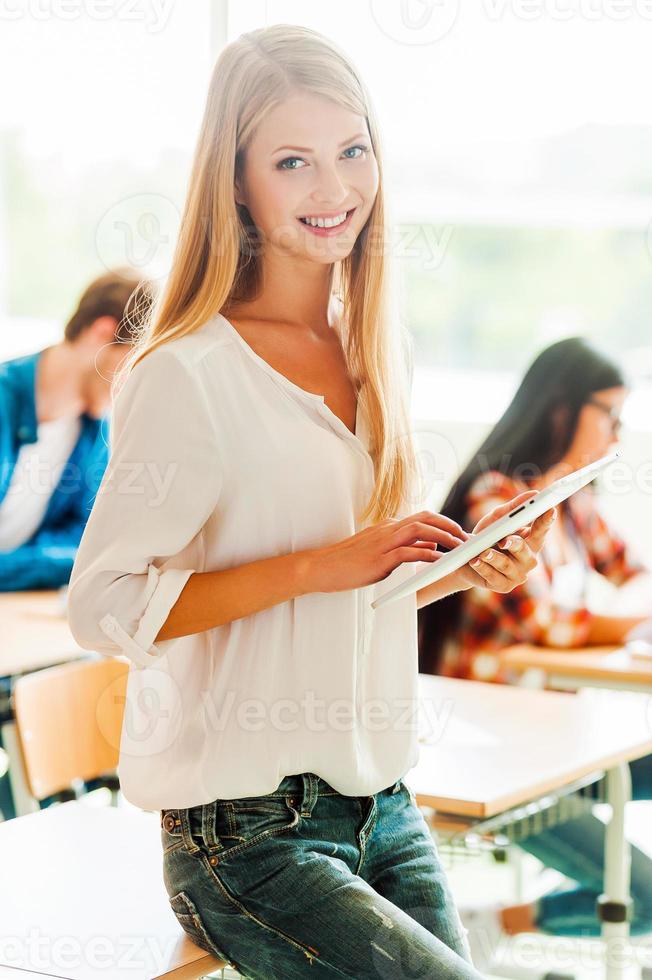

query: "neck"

left=231, top=248, right=335, bottom=334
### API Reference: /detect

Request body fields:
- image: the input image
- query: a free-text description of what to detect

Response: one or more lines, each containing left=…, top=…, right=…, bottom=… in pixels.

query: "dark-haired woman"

left=419, top=337, right=652, bottom=960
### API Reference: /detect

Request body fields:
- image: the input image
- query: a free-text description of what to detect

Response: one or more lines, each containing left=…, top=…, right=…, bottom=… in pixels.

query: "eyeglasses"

left=586, top=397, right=623, bottom=434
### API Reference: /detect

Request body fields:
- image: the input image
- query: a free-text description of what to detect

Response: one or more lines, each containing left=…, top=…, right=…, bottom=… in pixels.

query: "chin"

left=291, top=242, right=356, bottom=265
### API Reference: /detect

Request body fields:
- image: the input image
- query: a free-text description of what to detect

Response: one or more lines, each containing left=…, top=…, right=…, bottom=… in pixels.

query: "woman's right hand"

left=303, top=511, right=470, bottom=594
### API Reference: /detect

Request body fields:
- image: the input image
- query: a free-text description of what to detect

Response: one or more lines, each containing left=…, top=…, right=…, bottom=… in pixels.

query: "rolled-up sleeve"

left=67, top=346, right=223, bottom=670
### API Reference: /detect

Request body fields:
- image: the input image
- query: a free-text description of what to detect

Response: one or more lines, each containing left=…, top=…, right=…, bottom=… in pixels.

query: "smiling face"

left=566, top=385, right=627, bottom=465
left=234, top=91, right=379, bottom=265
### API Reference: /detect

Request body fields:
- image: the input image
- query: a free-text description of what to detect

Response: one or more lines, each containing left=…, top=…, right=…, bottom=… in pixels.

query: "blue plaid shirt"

left=0, top=348, right=109, bottom=591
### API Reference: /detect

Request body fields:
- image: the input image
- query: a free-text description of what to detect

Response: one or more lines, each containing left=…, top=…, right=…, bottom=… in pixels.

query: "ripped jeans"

left=160, top=771, right=484, bottom=979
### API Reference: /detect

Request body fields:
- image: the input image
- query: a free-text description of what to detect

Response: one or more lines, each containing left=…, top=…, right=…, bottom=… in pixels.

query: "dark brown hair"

left=63, top=268, right=155, bottom=344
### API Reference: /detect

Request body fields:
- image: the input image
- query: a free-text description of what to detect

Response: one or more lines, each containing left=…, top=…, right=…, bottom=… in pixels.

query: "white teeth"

left=300, top=211, right=349, bottom=228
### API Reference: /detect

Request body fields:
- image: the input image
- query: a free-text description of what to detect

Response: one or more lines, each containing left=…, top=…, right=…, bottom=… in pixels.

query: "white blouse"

left=67, top=307, right=424, bottom=811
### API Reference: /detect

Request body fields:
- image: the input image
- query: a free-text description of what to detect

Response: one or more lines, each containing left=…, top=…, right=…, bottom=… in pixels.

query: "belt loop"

left=299, top=772, right=319, bottom=817
left=178, top=807, right=201, bottom=855
left=201, top=801, right=221, bottom=851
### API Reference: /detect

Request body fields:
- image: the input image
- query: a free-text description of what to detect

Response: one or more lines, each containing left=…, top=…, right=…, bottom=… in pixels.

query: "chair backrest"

left=13, top=657, right=128, bottom=802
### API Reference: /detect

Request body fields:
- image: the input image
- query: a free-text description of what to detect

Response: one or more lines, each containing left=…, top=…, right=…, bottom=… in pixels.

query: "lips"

left=296, top=208, right=356, bottom=236
left=298, top=208, right=351, bottom=226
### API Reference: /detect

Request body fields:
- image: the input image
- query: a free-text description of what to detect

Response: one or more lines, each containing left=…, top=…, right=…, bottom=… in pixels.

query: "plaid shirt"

left=440, top=470, right=648, bottom=682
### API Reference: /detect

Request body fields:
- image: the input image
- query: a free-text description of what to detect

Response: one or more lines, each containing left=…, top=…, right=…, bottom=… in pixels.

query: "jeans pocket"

left=211, top=795, right=300, bottom=861
left=168, top=889, right=235, bottom=966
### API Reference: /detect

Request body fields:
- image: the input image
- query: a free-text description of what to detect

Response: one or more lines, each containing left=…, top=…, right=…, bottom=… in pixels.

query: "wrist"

left=416, top=567, right=472, bottom=610
left=291, top=547, right=322, bottom=597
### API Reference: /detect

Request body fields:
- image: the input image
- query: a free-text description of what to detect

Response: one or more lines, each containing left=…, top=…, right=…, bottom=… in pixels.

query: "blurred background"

left=1, top=9, right=652, bottom=973
left=1, top=0, right=651, bottom=543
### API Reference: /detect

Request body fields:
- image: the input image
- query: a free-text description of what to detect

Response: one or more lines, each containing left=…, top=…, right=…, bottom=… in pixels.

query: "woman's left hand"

left=453, top=490, right=557, bottom=593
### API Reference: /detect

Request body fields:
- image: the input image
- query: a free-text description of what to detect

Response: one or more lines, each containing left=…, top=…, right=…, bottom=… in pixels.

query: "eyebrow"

left=271, top=132, right=368, bottom=155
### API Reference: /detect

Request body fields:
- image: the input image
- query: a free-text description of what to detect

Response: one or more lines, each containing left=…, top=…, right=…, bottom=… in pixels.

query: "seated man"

left=0, top=268, right=154, bottom=591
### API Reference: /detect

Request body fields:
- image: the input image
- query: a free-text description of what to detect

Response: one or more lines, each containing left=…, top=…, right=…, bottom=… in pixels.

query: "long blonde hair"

left=116, top=23, right=419, bottom=525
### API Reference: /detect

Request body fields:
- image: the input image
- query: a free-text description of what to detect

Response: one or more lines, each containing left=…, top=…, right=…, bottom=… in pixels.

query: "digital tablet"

left=371, top=450, right=621, bottom=610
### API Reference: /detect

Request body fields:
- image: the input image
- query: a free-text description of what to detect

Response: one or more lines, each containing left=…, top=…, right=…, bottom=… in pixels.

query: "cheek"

left=568, top=416, right=591, bottom=453
left=358, top=159, right=379, bottom=209
left=574, top=415, right=609, bottom=451
left=246, top=173, right=300, bottom=229
left=593, top=417, right=613, bottom=443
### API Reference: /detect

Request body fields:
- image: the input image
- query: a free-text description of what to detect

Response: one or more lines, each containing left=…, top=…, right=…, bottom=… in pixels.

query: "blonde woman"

left=67, top=25, right=554, bottom=978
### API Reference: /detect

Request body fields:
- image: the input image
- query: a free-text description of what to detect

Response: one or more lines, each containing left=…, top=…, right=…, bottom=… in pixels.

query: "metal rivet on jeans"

left=209, top=855, right=218, bottom=866
left=162, top=814, right=178, bottom=832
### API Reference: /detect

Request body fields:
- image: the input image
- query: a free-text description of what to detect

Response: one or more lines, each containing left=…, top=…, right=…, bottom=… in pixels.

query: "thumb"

left=523, top=507, right=557, bottom=553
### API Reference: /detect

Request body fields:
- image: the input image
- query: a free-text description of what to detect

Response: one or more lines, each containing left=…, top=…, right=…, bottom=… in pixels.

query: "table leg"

left=600, top=763, right=634, bottom=980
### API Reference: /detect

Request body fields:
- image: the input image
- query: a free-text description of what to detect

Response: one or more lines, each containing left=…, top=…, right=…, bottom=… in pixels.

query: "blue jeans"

left=520, top=754, right=652, bottom=936
left=160, top=771, right=484, bottom=978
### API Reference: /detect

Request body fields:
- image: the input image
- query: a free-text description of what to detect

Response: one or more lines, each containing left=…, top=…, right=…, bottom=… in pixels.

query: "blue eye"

left=342, top=144, right=369, bottom=159
left=277, top=156, right=305, bottom=171
left=276, top=144, right=370, bottom=171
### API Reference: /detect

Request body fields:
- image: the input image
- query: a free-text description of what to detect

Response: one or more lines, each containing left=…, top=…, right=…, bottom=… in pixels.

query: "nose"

left=309, top=164, right=349, bottom=209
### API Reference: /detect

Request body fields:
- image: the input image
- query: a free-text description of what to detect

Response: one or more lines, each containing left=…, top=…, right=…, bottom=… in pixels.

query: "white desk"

left=410, top=675, right=652, bottom=980
left=500, top=642, right=652, bottom=695
left=0, top=801, right=223, bottom=979
left=0, top=590, right=84, bottom=677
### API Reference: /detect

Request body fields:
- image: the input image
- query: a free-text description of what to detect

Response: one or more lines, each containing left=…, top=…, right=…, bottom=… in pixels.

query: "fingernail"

left=485, top=551, right=494, bottom=561
left=471, top=559, right=481, bottom=567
